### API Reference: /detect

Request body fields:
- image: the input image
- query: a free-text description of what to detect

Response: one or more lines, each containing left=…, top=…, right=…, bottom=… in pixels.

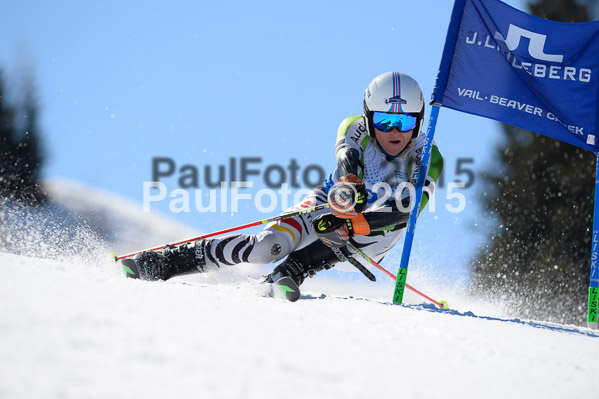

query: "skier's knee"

left=248, top=231, right=291, bottom=264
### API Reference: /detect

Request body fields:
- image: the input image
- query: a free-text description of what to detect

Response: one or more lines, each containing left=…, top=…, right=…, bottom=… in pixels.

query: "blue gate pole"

left=393, top=103, right=441, bottom=303
left=587, top=153, right=599, bottom=328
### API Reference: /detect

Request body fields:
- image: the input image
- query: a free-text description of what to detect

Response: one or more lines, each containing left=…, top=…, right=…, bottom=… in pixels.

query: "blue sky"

left=0, top=0, right=529, bottom=284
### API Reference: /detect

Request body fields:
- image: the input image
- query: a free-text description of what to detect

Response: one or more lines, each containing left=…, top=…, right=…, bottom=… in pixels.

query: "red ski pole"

left=115, top=204, right=329, bottom=261
left=347, top=243, right=448, bottom=309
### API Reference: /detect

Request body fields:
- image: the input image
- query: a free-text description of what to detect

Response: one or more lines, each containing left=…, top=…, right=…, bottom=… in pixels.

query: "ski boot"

left=265, top=239, right=346, bottom=286
left=263, top=240, right=353, bottom=301
left=123, top=240, right=207, bottom=280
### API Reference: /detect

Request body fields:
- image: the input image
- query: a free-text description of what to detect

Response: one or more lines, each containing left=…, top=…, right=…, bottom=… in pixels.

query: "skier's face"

left=374, top=127, right=413, bottom=156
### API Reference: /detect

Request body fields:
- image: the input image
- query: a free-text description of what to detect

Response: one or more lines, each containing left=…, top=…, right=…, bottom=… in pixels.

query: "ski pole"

left=394, top=104, right=441, bottom=304
left=115, top=203, right=329, bottom=261
left=346, top=242, right=448, bottom=309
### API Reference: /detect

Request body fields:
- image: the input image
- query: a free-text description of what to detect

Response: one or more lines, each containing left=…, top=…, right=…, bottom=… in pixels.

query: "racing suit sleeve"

left=334, top=116, right=366, bottom=179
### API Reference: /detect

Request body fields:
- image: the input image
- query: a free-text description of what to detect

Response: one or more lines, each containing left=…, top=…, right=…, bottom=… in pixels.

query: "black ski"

left=269, top=276, right=301, bottom=302
left=120, top=258, right=141, bottom=279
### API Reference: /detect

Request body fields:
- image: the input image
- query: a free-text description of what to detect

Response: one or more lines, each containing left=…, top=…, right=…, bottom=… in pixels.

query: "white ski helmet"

left=363, top=72, right=425, bottom=139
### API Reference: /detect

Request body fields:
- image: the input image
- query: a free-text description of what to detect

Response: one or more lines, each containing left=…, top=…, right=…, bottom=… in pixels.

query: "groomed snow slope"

left=1, top=180, right=598, bottom=398
left=1, top=251, right=597, bottom=399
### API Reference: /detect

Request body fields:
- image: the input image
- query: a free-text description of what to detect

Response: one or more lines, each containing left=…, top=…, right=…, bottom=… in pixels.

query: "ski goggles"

left=372, top=112, right=418, bottom=133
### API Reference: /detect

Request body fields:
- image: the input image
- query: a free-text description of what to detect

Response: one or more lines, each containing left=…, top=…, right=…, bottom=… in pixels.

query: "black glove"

left=328, top=174, right=367, bottom=219
left=312, top=213, right=371, bottom=248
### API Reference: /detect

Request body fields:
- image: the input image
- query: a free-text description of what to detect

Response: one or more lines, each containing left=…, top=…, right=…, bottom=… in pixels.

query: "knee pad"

left=248, top=230, right=292, bottom=264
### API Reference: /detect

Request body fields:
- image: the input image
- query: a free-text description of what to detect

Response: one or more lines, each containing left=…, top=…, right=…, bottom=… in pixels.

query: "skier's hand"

left=328, top=174, right=367, bottom=219
left=312, top=213, right=371, bottom=248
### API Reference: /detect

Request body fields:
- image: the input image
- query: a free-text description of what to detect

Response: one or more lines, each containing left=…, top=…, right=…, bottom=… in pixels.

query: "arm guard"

left=336, top=148, right=362, bottom=179
left=363, top=202, right=410, bottom=232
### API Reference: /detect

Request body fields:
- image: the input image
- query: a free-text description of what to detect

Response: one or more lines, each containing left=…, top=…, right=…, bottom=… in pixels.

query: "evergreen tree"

left=0, top=69, right=46, bottom=205
left=471, top=0, right=598, bottom=325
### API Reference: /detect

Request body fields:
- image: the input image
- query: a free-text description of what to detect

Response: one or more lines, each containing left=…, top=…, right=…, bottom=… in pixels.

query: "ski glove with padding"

left=328, top=174, right=367, bottom=219
left=312, top=213, right=371, bottom=248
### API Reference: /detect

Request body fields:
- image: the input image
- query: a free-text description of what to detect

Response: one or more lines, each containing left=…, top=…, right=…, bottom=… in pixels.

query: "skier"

left=131, top=72, right=443, bottom=290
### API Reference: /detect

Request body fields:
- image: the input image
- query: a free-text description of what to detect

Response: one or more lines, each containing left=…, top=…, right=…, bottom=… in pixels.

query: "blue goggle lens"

left=372, top=112, right=418, bottom=133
